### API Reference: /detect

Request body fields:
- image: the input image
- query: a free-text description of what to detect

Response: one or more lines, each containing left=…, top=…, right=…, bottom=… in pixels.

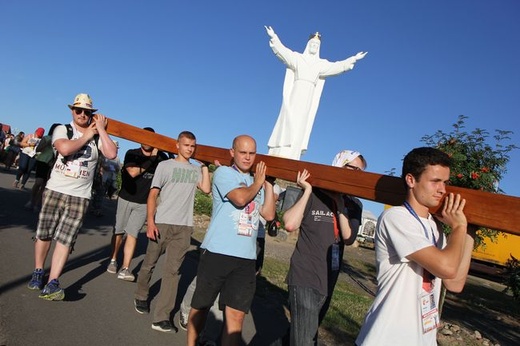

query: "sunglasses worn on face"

left=344, top=164, right=363, bottom=171
left=73, top=108, right=93, bottom=117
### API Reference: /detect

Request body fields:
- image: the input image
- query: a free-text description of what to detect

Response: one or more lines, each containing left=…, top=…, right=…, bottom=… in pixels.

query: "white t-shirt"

left=46, top=123, right=102, bottom=199
left=356, top=206, right=445, bottom=346
left=21, top=134, right=40, bottom=157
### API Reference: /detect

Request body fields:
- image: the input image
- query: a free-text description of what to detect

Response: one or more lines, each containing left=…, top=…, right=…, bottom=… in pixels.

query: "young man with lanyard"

left=27, top=93, right=118, bottom=300
left=187, top=135, right=276, bottom=346
left=356, top=147, right=475, bottom=346
left=282, top=150, right=367, bottom=346
left=107, top=127, right=168, bottom=280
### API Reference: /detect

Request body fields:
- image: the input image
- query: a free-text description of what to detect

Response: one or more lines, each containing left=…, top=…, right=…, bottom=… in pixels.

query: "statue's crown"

left=308, top=32, right=321, bottom=41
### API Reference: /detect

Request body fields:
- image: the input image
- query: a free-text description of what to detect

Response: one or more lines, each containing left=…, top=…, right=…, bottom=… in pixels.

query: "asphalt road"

left=0, top=168, right=289, bottom=346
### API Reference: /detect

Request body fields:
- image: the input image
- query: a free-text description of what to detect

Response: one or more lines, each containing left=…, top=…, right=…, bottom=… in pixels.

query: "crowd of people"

left=5, top=92, right=476, bottom=346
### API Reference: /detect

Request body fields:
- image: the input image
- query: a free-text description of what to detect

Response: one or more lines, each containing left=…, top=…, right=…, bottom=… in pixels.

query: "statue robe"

left=267, top=36, right=358, bottom=160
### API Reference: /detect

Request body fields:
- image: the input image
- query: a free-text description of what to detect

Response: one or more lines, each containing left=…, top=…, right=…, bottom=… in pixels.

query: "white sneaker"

left=107, top=260, right=117, bottom=274
left=179, top=312, right=188, bottom=331
left=117, top=268, right=135, bottom=282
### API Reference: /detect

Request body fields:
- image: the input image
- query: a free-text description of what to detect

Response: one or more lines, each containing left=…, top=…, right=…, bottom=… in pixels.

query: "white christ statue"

left=265, top=25, right=367, bottom=160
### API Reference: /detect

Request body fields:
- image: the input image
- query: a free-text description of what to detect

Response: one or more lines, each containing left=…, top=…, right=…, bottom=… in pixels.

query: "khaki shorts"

left=114, top=198, right=147, bottom=238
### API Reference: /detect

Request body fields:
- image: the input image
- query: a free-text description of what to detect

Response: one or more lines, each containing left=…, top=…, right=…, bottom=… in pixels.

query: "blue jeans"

left=16, top=153, right=37, bottom=185
left=288, top=285, right=327, bottom=346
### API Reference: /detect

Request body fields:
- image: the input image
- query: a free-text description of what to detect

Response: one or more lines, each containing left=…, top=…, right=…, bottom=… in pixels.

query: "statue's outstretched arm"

left=264, top=25, right=276, bottom=39
left=322, top=50, right=368, bottom=76
left=354, top=51, right=368, bottom=61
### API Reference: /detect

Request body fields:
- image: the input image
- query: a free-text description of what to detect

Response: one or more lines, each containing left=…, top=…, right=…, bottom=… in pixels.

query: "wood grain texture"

left=106, top=118, right=520, bottom=235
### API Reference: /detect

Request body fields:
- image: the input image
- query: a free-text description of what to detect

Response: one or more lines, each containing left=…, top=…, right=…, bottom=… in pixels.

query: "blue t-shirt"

left=201, top=166, right=264, bottom=259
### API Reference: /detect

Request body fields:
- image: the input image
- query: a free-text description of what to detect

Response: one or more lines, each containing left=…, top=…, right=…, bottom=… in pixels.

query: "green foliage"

left=421, top=115, right=518, bottom=247
left=421, top=115, right=517, bottom=194
left=194, top=190, right=213, bottom=216
left=503, top=254, right=520, bottom=301
left=116, top=171, right=122, bottom=190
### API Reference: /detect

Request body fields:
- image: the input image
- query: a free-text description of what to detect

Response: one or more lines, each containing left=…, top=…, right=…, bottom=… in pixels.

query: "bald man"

left=187, top=135, right=276, bottom=346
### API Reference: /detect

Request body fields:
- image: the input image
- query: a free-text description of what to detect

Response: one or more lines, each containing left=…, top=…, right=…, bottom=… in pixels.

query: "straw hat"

left=68, top=93, right=98, bottom=112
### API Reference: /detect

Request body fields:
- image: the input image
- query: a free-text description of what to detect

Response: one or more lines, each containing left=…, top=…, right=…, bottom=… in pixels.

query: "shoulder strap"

left=65, top=124, right=73, bottom=139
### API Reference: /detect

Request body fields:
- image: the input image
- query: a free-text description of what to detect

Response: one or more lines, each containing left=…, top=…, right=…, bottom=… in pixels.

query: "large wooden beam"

left=106, top=118, right=520, bottom=235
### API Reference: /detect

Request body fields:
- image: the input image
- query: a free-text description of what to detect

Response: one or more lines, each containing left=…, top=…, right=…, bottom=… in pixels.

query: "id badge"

left=419, top=292, right=440, bottom=334
left=64, top=161, right=81, bottom=178
left=237, top=211, right=253, bottom=237
left=331, top=243, right=340, bottom=271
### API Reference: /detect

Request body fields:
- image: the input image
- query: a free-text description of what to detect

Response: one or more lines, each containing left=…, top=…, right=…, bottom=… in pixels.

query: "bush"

left=194, top=190, right=212, bottom=216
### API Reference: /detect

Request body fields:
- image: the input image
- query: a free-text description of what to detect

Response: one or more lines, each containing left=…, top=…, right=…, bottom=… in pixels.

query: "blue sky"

left=1, top=1, right=519, bottom=217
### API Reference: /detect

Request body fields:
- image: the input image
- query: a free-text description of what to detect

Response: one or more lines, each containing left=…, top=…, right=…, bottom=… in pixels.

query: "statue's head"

left=306, top=32, right=321, bottom=56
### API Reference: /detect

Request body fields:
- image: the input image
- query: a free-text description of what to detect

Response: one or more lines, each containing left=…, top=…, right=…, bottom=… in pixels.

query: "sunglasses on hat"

left=73, top=108, right=93, bottom=117
left=344, top=164, right=363, bottom=171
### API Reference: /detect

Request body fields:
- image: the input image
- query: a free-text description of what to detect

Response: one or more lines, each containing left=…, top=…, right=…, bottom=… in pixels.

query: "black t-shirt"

left=117, top=148, right=168, bottom=204
left=286, top=189, right=362, bottom=296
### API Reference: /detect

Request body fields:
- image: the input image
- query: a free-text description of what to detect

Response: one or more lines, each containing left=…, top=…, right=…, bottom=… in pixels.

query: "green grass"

left=320, top=280, right=372, bottom=341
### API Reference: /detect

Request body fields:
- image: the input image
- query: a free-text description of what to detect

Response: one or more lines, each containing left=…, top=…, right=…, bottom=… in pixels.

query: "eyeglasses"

left=73, top=108, right=93, bottom=117
left=344, top=164, right=363, bottom=171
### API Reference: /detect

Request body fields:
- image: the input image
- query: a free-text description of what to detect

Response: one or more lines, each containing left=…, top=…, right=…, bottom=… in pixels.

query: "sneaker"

left=117, top=268, right=135, bottom=282
left=12, top=180, right=19, bottom=188
left=178, top=311, right=188, bottom=331
left=39, top=279, right=65, bottom=301
left=134, top=299, right=149, bottom=314
left=27, top=268, right=44, bottom=290
left=107, top=260, right=117, bottom=274
left=151, top=320, right=175, bottom=333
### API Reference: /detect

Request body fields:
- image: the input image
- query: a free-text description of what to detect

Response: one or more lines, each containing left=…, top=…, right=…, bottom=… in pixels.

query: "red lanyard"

left=330, top=198, right=340, bottom=242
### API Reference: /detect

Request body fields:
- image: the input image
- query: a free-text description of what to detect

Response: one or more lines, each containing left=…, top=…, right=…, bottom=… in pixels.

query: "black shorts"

left=191, top=249, right=256, bottom=313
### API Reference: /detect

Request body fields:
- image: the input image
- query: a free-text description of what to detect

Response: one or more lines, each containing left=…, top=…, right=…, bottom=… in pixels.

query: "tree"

left=421, top=114, right=518, bottom=246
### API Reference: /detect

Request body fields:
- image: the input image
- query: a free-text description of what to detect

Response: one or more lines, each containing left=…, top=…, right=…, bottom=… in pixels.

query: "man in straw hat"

left=27, top=93, right=118, bottom=301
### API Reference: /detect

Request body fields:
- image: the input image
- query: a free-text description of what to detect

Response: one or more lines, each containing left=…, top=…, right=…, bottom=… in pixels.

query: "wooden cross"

left=106, top=118, right=520, bottom=236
